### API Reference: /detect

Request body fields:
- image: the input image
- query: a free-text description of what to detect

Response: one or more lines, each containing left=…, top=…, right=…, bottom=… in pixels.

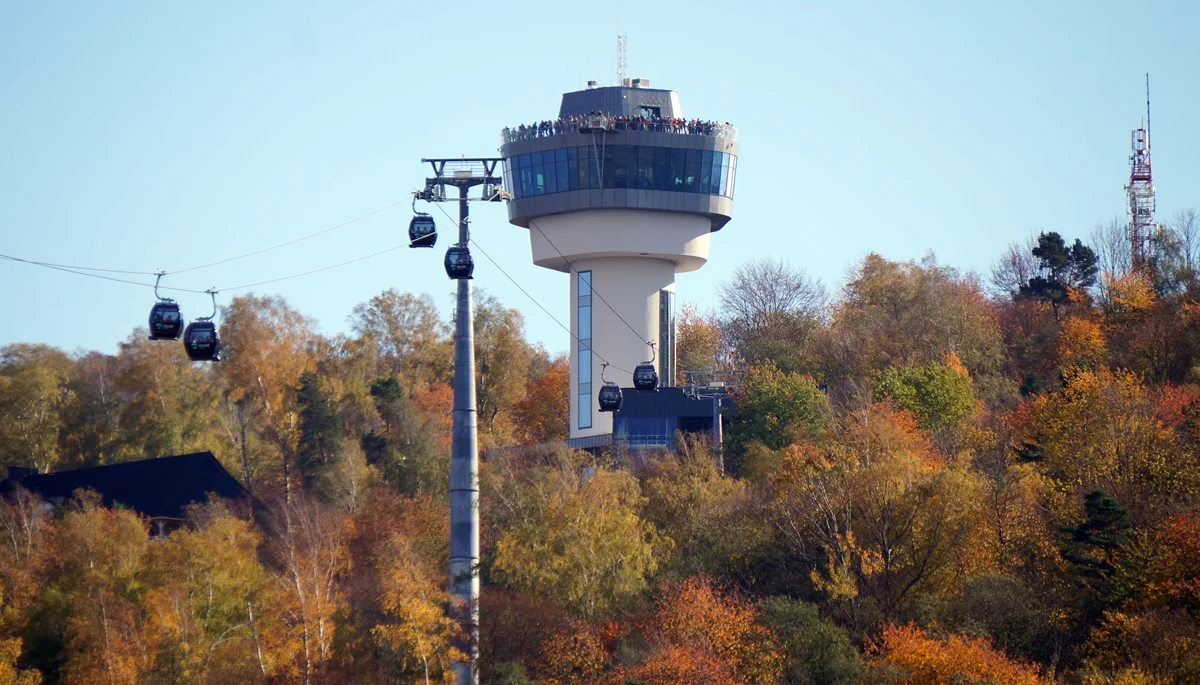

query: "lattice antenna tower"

left=1127, top=73, right=1155, bottom=271
left=617, top=34, right=627, bottom=85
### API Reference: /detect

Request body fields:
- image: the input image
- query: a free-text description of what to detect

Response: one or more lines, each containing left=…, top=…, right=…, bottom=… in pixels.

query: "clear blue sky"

left=2, top=0, right=1197, bottom=358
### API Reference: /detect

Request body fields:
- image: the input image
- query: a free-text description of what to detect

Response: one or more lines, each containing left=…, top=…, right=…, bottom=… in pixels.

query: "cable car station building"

left=501, top=79, right=737, bottom=444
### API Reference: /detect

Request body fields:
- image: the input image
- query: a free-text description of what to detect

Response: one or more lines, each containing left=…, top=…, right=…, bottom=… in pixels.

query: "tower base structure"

left=532, top=209, right=710, bottom=438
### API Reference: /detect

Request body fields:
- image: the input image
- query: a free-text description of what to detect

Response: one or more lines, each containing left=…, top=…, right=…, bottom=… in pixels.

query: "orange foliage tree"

left=411, top=382, right=453, bottom=453
left=512, top=355, right=569, bottom=444
left=642, top=576, right=783, bottom=684
left=536, top=621, right=614, bottom=685
left=868, top=623, right=1047, bottom=684
left=624, top=644, right=739, bottom=685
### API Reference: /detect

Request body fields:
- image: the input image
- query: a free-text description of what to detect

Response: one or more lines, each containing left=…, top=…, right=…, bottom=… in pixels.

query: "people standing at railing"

left=504, top=113, right=734, bottom=142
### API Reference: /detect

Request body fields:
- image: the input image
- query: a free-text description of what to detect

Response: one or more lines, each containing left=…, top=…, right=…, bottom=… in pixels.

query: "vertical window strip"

left=578, top=271, right=593, bottom=430
left=658, top=290, right=674, bottom=388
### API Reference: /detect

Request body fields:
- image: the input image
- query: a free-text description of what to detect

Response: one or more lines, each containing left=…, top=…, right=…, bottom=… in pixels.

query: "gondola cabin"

left=409, top=214, right=437, bottom=248
left=182, top=321, right=220, bottom=362
left=632, top=362, right=659, bottom=392
left=598, top=383, right=623, bottom=412
left=444, top=246, right=474, bottom=280
left=148, top=302, right=183, bottom=340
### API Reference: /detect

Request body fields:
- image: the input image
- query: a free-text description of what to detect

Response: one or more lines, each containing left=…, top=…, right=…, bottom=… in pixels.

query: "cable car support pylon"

left=413, top=157, right=503, bottom=685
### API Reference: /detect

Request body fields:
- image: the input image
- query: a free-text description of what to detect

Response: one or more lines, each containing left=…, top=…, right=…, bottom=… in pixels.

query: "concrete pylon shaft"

left=449, top=185, right=479, bottom=684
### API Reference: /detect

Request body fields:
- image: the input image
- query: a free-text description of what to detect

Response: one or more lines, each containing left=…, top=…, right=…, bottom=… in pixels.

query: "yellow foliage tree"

left=56, top=491, right=151, bottom=685
left=1024, top=368, right=1199, bottom=520
left=1103, top=271, right=1156, bottom=318
left=493, top=469, right=669, bottom=619
left=143, top=503, right=274, bottom=682
left=772, top=403, right=987, bottom=614
left=372, top=534, right=463, bottom=684
left=1058, top=317, right=1108, bottom=371
left=0, top=637, right=41, bottom=685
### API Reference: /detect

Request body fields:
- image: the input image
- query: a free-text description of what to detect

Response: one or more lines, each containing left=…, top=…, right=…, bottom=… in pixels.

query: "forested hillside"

left=2, top=218, right=1200, bottom=683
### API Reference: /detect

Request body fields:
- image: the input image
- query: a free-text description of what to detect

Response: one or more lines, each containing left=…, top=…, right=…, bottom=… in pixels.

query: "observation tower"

left=500, top=79, right=738, bottom=440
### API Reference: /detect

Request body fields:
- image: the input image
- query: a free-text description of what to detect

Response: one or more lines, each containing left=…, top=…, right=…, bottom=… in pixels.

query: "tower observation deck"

left=500, top=80, right=737, bottom=440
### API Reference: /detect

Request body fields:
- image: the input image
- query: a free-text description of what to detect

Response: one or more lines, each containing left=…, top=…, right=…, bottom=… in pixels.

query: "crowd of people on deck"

left=504, top=113, right=735, bottom=141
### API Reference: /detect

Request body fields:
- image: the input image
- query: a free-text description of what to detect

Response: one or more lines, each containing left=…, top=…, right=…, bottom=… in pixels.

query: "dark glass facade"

left=658, top=290, right=675, bottom=387
left=504, top=145, right=737, bottom=200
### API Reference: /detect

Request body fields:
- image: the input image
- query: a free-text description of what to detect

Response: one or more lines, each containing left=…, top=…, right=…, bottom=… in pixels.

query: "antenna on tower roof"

left=617, top=35, right=627, bottom=86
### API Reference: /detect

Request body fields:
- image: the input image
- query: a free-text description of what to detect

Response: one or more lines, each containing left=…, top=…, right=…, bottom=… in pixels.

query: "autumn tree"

left=718, top=258, right=826, bottom=374
left=362, top=375, right=448, bottom=497
left=56, top=490, right=151, bottom=685
left=511, top=354, right=568, bottom=444
left=221, top=294, right=316, bottom=499
left=824, top=253, right=1006, bottom=404
left=623, top=646, right=738, bottom=685
left=492, top=467, right=668, bottom=619
left=866, top=623, right=1047, bottom=684
left=58, top=351, right=121, bottom=469
left=991, top=235, right=1038, bottom=299
left=473, top=293, right=536, bottom=447
left=873, top=353, right=978, bottom=441
left=771, top=403, right=985, bottom=619
left=349, top=289, right=451, bottom=390
left=142, top=502, right=275, bottom=683
left=675, top=303, right=724, bottom=384
left=1058, top=316, right=1108, bottom=371
left=264, top=493, right=350, bottom=684
left=0, top=636, right=41, bottom=685
left=535, top=621, right=614, bottom=685
left=638, top=442, right=774, bottom=584
left=725, top=362, right=829, bottom=476
left=0, top=486, right=52, bottom=625
left=479, top=591, right=569, bottom=682
left=719, top=258, right=827, bottom=327
left=1021, top=368, right=1200, bottom=521
left=642, top=577, right=783, bottom=684
left=110, top=333, right=224, bottom=464
left=372, top=532, right=463, bottom=684
left=0, top=344, right=73, bottom=473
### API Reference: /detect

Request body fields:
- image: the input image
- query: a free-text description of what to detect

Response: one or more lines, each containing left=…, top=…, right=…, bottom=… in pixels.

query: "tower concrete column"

left=568, top=256, right=675, bottom=437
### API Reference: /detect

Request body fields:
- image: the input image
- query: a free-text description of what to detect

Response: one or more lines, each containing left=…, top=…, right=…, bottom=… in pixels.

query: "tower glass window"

left=578, top=271, right=593, bottom=430
left=658, top=289, right=675, bottom=387
left=505, top=146, right=737, bottom=200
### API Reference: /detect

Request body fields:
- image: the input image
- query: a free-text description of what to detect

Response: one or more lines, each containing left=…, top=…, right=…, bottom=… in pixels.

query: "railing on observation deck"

left=503, top=115, right=737, bottom=144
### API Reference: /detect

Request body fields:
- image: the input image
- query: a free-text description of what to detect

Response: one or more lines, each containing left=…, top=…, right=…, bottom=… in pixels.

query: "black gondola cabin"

left=409, top=214, right=437, bottom=248
left=183, top=321, right=220, bottom=362
left=633, top=363, right=659, bottom=392
left=148, top=302, right=183, bottom=340
left=598, top=384, right=623, bottom=412
left=444, top=246, right=473, bottom=280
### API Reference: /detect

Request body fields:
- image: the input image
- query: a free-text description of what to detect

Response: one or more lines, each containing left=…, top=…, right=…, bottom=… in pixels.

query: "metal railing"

left=503, top=115, right=737, bottom=144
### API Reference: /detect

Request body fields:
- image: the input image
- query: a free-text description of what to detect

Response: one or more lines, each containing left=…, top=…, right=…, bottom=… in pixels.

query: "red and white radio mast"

left=1126, top=74, right=1155, bottom=271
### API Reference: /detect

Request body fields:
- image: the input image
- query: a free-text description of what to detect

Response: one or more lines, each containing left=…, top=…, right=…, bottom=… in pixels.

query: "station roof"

left=1, top=452, right=249, bottom=520
left=559, top=82, right=682, bottom=119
